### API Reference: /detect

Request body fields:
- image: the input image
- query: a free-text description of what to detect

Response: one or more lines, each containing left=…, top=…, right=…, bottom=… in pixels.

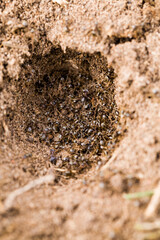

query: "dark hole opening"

left=8, top=47, right=120, bottom=175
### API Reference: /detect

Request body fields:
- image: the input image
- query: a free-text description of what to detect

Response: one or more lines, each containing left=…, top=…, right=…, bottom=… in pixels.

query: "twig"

left=135, top=220, right=160, bottom=231
left=54, top=167, right=76, bottom=174
left=123, top=190, right=154, bottom=200
left=142, top=231, right=160, bottom=240
left=135, top=220, right=160, bottom=240
left=145, top=182, right=160, bottom=219
left=1, top=174, right=54, bottom=213
left=54, top=167, right=67, bottom=172
left=52, top=0, right=68, bottom=5
left=2, top=120, right=10, bottom=136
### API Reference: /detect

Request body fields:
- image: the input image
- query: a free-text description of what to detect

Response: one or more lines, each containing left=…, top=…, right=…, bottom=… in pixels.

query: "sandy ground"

left=1, top=0, right=160, bottom=239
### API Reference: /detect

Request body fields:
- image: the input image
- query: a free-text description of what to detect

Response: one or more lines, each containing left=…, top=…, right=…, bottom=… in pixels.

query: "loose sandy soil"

left=1, top=0, right=160, bottom=239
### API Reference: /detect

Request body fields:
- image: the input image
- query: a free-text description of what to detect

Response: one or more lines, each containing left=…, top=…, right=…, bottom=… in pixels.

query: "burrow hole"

left=9, top=48, right=120, bottom=175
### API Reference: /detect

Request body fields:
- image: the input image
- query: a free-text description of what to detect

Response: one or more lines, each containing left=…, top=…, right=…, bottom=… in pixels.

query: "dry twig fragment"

left=52, top=0, right=68, bottom=5
left=145, top=182, right=160, bottom=219
left=1, top=174, right=54, bottom=213
left=135, top=220, right=160, bottom=231
left=2, top=121, right=10, bottom=137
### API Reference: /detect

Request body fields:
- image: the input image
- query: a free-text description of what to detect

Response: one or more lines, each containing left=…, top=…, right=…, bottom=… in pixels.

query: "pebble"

left=100, top=140, right=104, bottom=146
left=152, top=88, right=159, bottom=94
left=22, top=20, right=28, bottom=27
left=133, top=200, right=140, bottom=207
left=99, top=182, right=105, bottom=189
left=108, top=231, right=116, bottom=239
left=21, top=53, right=119, bottom=174
left=27, top=127, right=32, bottom=133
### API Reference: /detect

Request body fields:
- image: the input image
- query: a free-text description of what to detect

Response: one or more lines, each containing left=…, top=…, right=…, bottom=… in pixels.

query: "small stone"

left=63, top=157, right=69, bottom=161
left=27, top=127, right=32, bottom=133
left=108, top=231, right=116, bottom=239
left=98, top=161, right=101, bottom=166
left=133, top=200, right=140, bottom=207
left=101, top=123, right=105, bottom=128
left=100, top=140, right=104, bottom=146
left=22, top=20, right=28, bottom=27
left=99, top=182, right=105, bottom=189
left=70, top=149, right=75, bottom=153
left=152, top=88, right=159, bottom=94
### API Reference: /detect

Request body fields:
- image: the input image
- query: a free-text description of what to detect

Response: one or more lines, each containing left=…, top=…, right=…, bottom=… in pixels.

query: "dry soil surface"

left=1, top=0, right=160, bottom=239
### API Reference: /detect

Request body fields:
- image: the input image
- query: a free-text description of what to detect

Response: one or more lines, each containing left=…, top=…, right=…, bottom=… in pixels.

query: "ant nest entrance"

left=11, top=48, right=120, bottom=175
